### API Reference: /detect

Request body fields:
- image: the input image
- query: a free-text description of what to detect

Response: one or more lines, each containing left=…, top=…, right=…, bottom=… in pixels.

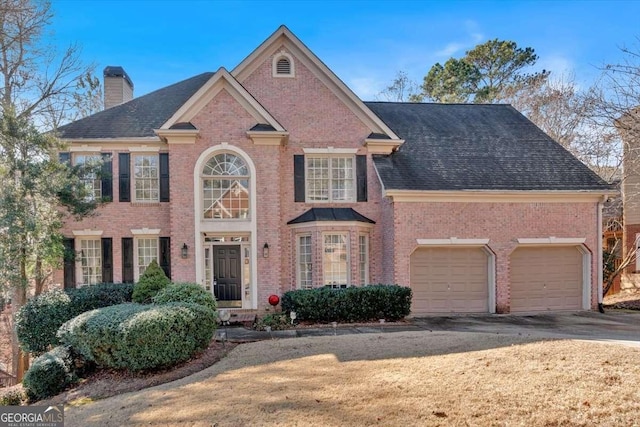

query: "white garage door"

left=510, top=246, right=583, bottom=312
left=410, top=247, right=489, bottom=314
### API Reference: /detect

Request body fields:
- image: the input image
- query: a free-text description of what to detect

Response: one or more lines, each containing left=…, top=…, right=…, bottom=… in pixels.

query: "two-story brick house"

left=56, top=26, right=612, bottom=314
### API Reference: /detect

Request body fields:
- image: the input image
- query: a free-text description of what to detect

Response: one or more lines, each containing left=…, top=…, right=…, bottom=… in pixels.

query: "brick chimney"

left=103, top=66, right=134, bottom=109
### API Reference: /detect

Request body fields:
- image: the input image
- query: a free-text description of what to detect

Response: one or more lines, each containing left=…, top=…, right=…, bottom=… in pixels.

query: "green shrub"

left=281, top=285, right=412, bottom=323
left=22, top=346, right=77, bottom=401
left=16, top=283, right=134, bottom=355
left=0, top=388, right=24, bottom=405
left=132, top=260, right=171, bottom=303
left=58, top=302, right=217, bottom=371
left=152, top=282, right=217, bottom=312
left=254, top=313, right=290, bottom=331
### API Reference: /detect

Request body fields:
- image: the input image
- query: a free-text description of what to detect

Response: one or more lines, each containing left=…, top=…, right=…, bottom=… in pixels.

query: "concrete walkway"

left=217, top=310, right=640, bottom=346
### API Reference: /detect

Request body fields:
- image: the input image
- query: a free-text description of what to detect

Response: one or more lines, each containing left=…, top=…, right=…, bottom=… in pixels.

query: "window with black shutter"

left=119, top=153, right=130, bottom=202
left=101, top=153, right=113, bottom=202
left=159, top=153, right=170, bottom=202
left=356, top=155, right=367, bottom=202
left=121, top=237, right=134, bottom=283
left=62, top=238, right=75, bottom=289
left=101, top=238, right=113, bottom=283
left=159, top=237, right=171, bottom=279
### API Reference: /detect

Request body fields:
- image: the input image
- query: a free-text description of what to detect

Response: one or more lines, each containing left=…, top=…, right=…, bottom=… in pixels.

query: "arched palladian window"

left=202, top=153, right=250, bottom=219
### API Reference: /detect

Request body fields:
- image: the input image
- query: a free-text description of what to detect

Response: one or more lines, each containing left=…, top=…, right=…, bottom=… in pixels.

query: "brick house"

left=56, top=26, right=612, bottom=315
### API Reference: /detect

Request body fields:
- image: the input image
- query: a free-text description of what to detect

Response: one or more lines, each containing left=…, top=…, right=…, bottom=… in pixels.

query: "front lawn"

left=64, top=331, right=640, bottom=426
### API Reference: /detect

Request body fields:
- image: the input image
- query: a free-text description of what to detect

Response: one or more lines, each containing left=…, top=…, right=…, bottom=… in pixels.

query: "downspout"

left=597, top=196, right=605, bottom=313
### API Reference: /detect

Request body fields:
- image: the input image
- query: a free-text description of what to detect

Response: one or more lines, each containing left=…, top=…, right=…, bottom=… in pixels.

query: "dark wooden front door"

left=213, top=245, right=242, bottom=307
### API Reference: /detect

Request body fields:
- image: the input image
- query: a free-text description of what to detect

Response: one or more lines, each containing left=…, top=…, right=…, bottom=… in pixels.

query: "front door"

left=213, top=245, right=242, bottom=308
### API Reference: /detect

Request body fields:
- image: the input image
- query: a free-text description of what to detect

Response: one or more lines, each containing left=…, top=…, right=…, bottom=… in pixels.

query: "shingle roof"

left=287, top=208, right=375, bottom=225
left=365, top=102, right=613, bottom=192
left=57, top=72, right=214, bottom=139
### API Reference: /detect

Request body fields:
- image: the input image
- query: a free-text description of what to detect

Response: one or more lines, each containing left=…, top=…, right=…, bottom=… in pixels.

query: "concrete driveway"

left=411, top=311, right=640, bottom=346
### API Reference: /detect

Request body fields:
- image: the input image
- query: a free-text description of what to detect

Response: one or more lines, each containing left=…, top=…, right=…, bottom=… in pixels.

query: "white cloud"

left=435, top=42, right=465, bottom=57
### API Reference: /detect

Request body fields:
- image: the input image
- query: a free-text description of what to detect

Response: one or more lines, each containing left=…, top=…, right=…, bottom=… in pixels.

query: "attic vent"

left=276, top=58, right=291, bottom=75
left=272, top=51, right=295, bottom=78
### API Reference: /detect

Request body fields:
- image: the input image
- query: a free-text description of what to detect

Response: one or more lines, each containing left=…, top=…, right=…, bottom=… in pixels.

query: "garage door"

left=410, top=247, right=489, bottom=314
left=510, top=246, right=583, bottom=312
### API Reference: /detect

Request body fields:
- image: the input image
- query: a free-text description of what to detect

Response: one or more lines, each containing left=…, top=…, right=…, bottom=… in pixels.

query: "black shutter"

left=58, top=152, right=71, bottom=165
left=294, top=155, right=305, bottom=202
left=101, top=238, right=113, bottom=283
left=101, top=153, right=113, bottom=202
left=62, top=238, right=75, bottom=289
left=119, top=153, right=130, bottom=202
left=159, top=237, right=171, bottom=279
left=356, top=155, right=367, bottom=202
left=122, top=237, right=134, bottom=283
left=159, top=153, right=170, bottom=202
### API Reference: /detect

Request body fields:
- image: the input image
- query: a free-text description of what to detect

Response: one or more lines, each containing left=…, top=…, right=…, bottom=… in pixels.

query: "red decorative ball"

left=268, top=294, right=280, bottom=306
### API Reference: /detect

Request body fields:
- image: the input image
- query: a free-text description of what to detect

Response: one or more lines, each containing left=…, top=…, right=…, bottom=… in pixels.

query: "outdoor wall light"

left=263, top=242, right=269, bottom=258
left=181, top=243, right=188, bottom=259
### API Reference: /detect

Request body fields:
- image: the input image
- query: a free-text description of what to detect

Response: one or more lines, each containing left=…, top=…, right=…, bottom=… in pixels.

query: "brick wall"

left=390, top=201, right=600, bottom=312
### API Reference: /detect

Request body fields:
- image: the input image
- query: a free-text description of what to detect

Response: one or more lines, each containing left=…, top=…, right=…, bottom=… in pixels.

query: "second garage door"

left=510, top=246, right=583, bottom=312
left=410, top=247, right=489, bottom=314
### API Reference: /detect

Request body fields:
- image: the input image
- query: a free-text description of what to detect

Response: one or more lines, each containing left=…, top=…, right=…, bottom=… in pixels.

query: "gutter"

left=598, top=196, right=605, bottom=313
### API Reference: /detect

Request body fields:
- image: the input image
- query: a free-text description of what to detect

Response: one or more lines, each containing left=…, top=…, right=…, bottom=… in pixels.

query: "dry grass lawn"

left=65, top=331, right=640, bottom=427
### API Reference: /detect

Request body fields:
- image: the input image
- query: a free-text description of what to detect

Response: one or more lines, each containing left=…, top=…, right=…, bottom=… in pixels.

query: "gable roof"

left=366, top=102, right=613, bottom=192
left=161, top=67, right=285, bottom=132
left=232, top=25, right=402, bottom=142
left=57, top=72, right=214, bottom=139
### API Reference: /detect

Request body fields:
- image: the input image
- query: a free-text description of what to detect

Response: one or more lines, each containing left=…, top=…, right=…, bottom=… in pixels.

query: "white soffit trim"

left=154, top=128, right=199, bottom=144
left=231, top=26, right=401, bottom=140
left=303, top=147, right=359, bottom=154
left=517, top=237, right=586, bottom=245
left=131, top=228, right=161, bottom=235
left=385, top=190, right=611, bottom=203
left=72, top=229, right=103, bottom=237
left=161, top=67, right=285, bottom=132
left=416, top=238, right=490, bottom=246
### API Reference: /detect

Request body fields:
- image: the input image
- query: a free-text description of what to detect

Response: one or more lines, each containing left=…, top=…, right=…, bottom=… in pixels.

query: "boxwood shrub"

left=152, top=282, right=217, bottom=312
left=132, top=260, right=171, bottom=303
left=16, top=283, right=134, bottom=355
left=281, top=285, right=412, bottom=323
left=58, top=302, right=217, bottom=371
left=22, top=346, right=77, bottom=401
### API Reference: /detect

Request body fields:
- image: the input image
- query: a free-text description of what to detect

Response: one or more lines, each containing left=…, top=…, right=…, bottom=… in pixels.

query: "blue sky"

left=51, top=0, right=640, bottom=100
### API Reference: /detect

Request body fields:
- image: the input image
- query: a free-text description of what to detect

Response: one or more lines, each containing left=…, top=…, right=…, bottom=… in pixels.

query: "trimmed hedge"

left=132, top=259, right=171, bottom=303
left=0, top=388, right=24, bottom=406
left=152, top=282, right=217, bottom=312
left=58, top=302, right=217, bottom=371
left=16, top=283, right=134, bottom=354
left=22, top=346, right=77, bottom=401
left=281, top=285, right=412, bottom=323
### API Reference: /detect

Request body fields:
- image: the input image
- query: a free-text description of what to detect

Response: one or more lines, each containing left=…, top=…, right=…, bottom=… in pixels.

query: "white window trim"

left=70, top=145, right=102, bottom=152
left=73, top=153, right=103, bottom=201
left=132, top=154, right=160, bottom=203
left=322, top=232, right=350, bottom=286
left=359, top=234, right=370, bottom=286
left=201, top=152, right=251, bottom=221
left=303, top=147, right=358, bottom=154
left=272, top=50, right=295, bottom=78
left=128, top=145, right=160, bottom=152
left=305, top=154, right=356, bottom=203
left=296, top=234, right=313, bottom=289
left=76, top=238, right=102, bottom=286
left=72, top=229, right=104, bottom=237
left=134, top=236, right=159, bottom=282
left=131, top=228, right=161, bottom=235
